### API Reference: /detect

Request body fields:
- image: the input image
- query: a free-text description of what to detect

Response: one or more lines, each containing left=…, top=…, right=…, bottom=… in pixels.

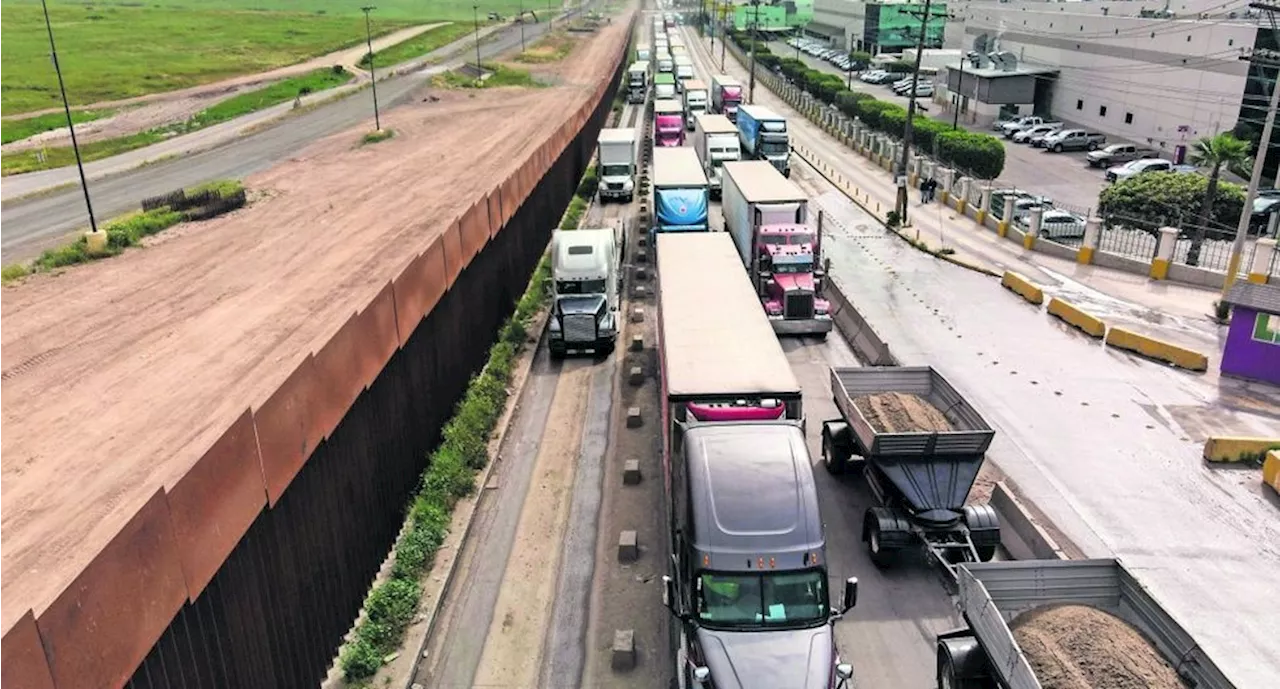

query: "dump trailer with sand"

left=938, top=559, right=1236, bottom=689
left=820, top=366, right=1001, bottom=575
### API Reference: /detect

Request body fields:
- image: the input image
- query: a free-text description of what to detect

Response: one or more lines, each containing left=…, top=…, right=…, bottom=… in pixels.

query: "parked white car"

left=1016, top=209, right=1087, bottom=240
left=1105, top=157, right=1197, bottom=183
left=1012, top=123, right=1061, bottom=144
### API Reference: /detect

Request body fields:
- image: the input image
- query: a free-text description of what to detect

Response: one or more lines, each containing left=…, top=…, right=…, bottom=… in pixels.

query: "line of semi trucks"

left=544, top=12, right=1236, bottom=689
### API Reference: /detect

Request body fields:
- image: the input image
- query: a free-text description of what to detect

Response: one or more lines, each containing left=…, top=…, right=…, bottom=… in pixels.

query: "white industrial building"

left=943, top=1, right=1271, bottom=158
left=811, top=0, right=1275, bottom=158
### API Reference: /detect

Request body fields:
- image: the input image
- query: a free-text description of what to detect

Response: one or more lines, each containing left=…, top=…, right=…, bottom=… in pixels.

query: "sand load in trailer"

left=820, top=366, right=1000, bottom=576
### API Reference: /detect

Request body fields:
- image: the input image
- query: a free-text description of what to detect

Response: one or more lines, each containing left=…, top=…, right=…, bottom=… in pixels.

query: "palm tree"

left=1186, top=132, right=1250, bottom=267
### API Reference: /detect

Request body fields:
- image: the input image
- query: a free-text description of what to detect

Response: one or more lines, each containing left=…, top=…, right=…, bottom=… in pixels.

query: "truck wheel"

left=812, top=331, right=828, bottom=342
left=822, top=431, right=847, bottom=475
left=1053, top=143, right=1063, bottom=153
left=1088, top=141, right=1099, bottom=151
left=866, top=520, right=894, bottom=569
left=937, top=653, right=960, bottom=689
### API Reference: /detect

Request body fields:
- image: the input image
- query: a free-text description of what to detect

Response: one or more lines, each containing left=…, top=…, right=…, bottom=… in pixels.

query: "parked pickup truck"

left=1042, top=128, right=1106, bottom=152
left=999, top=116, right=1046, bottom=137
left=1106, top=157, right=1198, bottom=183
left=1087, top=143, right=1156, bottom=167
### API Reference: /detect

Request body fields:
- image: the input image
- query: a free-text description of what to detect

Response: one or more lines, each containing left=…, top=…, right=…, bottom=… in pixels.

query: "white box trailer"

left=691, top=113, right=740, bottom=198
left=597, top=128, right=636, bottom=203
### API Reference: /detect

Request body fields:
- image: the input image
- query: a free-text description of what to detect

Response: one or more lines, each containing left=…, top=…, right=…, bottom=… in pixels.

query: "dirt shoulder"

left=0, top=14, right=632, bottom=634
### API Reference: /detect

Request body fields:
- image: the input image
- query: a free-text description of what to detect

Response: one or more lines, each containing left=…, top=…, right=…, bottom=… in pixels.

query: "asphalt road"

left=767, top=40, right=1108, bottom=214
left=0, top=9, right=584, bottom=262
left=701, top=27, right=1280, bottom=689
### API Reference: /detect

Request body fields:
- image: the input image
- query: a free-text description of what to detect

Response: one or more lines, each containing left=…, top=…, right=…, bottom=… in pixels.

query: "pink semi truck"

left=654, top=99, right=685, bottom=147
left=721, top=160, right=832, bottom=337
left=711, top=74, right=743, bottom=122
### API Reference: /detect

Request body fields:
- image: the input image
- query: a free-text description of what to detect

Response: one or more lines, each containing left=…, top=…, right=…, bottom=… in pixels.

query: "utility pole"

left=895, top=0, right=944, bottom=226
left=1225, top=3, right=1280, bottom=294
left=953, top=58, right=965, bottom=129
left=747, top=0, right=760, bottom=104
left=40, top=0, right=97, bottom=234
left=721, top=14, right=727, bottom=72
left=709, top=0, right=716, bottom=54
left=473, top=4, right=483, bottom=71
left=519, top=0, right=525, bottom=52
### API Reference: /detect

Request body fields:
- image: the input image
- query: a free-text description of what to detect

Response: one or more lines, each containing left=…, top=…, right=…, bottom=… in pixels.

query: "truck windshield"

left=761, top=141, right=789, bottom=155
left=772, top=257, right=813, bottom=274
left=556, top=279, right=606, bottom=295
left=762, top=232, right=814, bottom=246
left=697, top=570, right=828, bottom=630
left=601, top=164, right=630, bottom=177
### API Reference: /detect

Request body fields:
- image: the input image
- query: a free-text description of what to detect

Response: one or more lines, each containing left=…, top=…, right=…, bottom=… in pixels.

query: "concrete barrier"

left=1105, top=326, right=1209, bottom=372
left=1202, top=436, right=1280, bottom=463
left=1000, top=270, right=1045, bottom=305
left=826, top=278, right=898, bottom=366
left=1263, top=450, right=1280, bottom=494
left=989, top=481, right=1068, bottom=561
left=1046, top=297, right=1106, bottom=338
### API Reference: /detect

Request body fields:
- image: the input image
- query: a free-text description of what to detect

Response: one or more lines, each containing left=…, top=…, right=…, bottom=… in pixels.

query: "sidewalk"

left=1, top=21, right=511, bottom=203
left=715, top=40, right=1225, bottom=359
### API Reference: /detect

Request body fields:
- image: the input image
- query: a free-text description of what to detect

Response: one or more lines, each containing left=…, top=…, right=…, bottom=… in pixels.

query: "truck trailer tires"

left=821, top=420, right=856, bottom=475
left=862, top=507, right=912, bottom=569
left=962, top=504, right=1001, bottom=563
left=935, top=634, right=992, bottom=689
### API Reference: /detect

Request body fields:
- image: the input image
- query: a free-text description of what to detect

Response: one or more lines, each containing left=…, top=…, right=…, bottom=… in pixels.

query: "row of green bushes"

left=339, top=159, right=594, bottom=681
left=729, top=32, right=1006, bottom=179
left=1098, top=171, right=1245, bottom=234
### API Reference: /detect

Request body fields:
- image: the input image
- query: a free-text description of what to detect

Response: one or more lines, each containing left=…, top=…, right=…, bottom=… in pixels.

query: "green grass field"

left=2, top=67, right=354, bottom=175
left=118, top=0, right=536, bottom=21
left=358, top=21, right=477, bottom=69
left=0, top=1, right=421, bottom=114
left=1, top=109, right=114, bottom=144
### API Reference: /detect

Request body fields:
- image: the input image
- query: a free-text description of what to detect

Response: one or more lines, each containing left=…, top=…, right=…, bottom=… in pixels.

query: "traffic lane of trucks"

left=700, top=180, right=963, bottom=688
left=762, top=39, right=1107, bottom=214
left=809, top=189, right=1280, bottom=689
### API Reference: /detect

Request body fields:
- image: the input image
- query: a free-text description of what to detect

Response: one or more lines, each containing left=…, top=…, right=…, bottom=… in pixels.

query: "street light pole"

left=519, top=0, right=525, bottom=52
left=361, top=6, right=381, bottom=131
left=1225, top=11, right=1280, bottom=294
left=709, top=0, right=716, bottom=54
left=747, top=0, right=760, bottom=104
left=473, top=4, right=483, bottom=71
left=895, top=0, right=937, bottom=226
left=40, top=0, right=97, bottom=234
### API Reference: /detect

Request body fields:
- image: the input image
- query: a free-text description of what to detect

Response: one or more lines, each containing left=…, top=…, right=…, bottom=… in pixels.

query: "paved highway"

left=0, top=8, right=586, bottom=262
left=694, top=27, right=1280, bottom=689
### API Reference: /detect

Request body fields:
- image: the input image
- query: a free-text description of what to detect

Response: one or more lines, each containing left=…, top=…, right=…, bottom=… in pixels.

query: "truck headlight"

left=623, top=179, right=634, bottom=191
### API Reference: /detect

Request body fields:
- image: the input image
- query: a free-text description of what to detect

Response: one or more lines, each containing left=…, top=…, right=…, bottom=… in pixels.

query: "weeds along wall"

left=7, top=29, right=632, bottom=689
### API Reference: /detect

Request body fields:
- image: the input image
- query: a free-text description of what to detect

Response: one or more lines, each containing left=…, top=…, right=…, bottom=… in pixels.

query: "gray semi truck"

left=656, top=232, right=856, bottom=689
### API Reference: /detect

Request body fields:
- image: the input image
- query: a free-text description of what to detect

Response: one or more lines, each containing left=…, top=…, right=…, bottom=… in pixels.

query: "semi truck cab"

left=683, top=83, right=710, bottom=131
left=712, top=76, right=743, bottom=122
left=759, top=239, right=830, bottom=328
left=654, top=99, right=686, bottom=147
left=547, top=228, right=621, bottom=357
left=627, top=62, right=649, bottom=104
left=662, top=422, right=856, bottom=689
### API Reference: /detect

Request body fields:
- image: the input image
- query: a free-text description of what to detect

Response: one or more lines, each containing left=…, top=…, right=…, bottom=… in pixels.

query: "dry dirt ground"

left=2, top=23, right=444, bottom=151
left=0, top=14, right=632, bottom=634
left=1012, top=604, right=1185, bottom=689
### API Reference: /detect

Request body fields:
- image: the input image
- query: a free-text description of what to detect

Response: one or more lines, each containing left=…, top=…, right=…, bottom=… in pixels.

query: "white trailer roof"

left=737, top=104, right=782, bottom=121
left=684, top=79, right=708, bottom=92
left=712, top=74, right=742, bottom=87
left=654, top=98, right=683, bottom=114
left=598, top=128, right=636, bottom=144
left=722, top=161, right=805, bottom=203
left=696, top=113, right=737, bottom=135
left=657, top=233, right=799, bottom=398
left=652, top=147, right=707, bottom=187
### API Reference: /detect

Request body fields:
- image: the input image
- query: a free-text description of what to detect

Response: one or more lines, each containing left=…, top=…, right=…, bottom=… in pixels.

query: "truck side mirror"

left=662, top=575, right=676, bottom=611
left=835, top=663, right=853, bottom=687
left=692, top=666, right=711, bottom=686
left=842, top=577, right=858, bottom=613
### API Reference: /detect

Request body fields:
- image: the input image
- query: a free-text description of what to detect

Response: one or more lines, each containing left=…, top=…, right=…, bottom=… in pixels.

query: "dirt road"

left=2, top=23, right=447, bottom=150
left=0, top=13, right=632, bottom=635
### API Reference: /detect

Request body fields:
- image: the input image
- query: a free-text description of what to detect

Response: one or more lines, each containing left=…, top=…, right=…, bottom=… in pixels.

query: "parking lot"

left=768, top=38, right=1107, bottom=212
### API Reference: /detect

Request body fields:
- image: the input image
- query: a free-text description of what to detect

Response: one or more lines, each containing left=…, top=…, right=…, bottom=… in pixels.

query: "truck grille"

left=784, top=292, right=814, bottom=319
left=608, top=182, right=624, bottom=191
left=563, top=314, right=597, bottom=343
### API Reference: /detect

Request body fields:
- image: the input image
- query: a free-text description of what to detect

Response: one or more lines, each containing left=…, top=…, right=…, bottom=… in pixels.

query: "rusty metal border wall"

left=107, top=35, right=630, bottom=689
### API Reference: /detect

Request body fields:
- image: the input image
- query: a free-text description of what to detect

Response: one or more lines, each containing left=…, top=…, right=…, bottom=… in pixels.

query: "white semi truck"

left=597, top=128, right=637, bottom=203
left=681, top=79, right=709, bottom=131
left=691, top=113, right=740, bottom=200
left=547, top=227, right=622, bottom=357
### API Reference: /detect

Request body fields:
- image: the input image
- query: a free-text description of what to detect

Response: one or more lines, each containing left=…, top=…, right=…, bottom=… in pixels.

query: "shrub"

left=936, top=130, right=1006, bottom=180
left=1098, top=171, right=1244, bottom=234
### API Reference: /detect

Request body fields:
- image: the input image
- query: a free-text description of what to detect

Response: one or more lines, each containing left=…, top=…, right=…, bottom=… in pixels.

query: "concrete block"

left=1046, top=297, right=1106, bottom=338
left=635, top=267, right=648, bottom=281
left=1202, top=436, right=1280, bottom=463
left=630, top=307, right=644, bottom=323
left=629, top=366, right=644, bottom=386
left=638, top=235, right=647, bottom=248
left=617, top=530, right=639, bottom=562
left=611, top=629, right=637, bottom=671
left=623, top=459, right=642, bottom=485
left=636, top=250, right=648, bottom=263
left=626, top=406, right=643, bottom=427
left=1000, top=270, right=1045, bottom=306
left=630, top=334, right=644, bottom=351
left=632, top=285, right=647, bottom=298
left=1264, top=450, right=1280, bottom=494
left=1105, top=326, right=1208, bottom=372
